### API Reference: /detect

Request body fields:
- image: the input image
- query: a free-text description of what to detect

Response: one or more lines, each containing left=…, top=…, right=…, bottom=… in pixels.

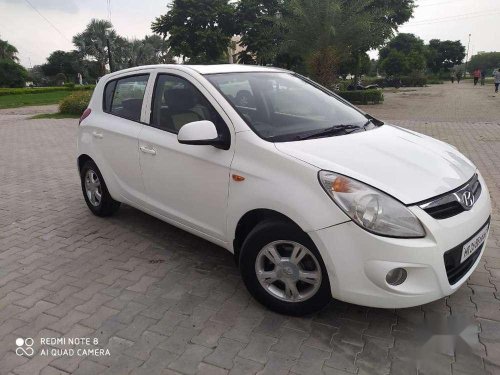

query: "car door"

left=92, top=73, right=151, bottom=204
left=138, top=71, right=235, bottom=241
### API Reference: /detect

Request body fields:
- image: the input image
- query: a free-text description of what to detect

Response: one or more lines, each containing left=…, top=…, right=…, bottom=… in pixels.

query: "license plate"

left=461, top=224, right=489, bottom=263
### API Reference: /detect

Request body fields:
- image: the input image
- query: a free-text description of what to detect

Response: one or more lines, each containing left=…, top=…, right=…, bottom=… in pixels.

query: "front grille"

left=443, top=219, right=489, bottom=285
left=419, top=174, right=481, bottom=220
left=424, top=201, right=464, bottom=220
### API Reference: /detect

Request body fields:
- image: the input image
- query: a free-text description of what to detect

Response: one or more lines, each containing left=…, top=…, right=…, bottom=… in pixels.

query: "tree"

left=41, top=50, right=81, bottom=78
left=334, top=0, right=414, bottom=81
left=426, top=39, right=465, bottom=74
left=126, top=35, right=175, bottom=67
left=379, top=49, right=408, bottom=76
left=235, top=0, right=286, bottom=65
left=0, top=38, right=19, bottom=62
left=28, top=65, right=49, bottom=86
left=281, top=0, right=415, bottom=85
left=0, top=38, right=27, bottom=87
left=107, top=35, right=132, bottom=71
left=467, top=52, right=500, bottom=75
left=73, top=19, right=119, bottom=75
left=152, top=0, right=235, bottom=63
left=0, top=59, right=28, bottom=87
left=379, top=33, right=426, bottom=76
left=281, top=0, right=340, bottom=84
left=379, top=33, right=425, bottom=59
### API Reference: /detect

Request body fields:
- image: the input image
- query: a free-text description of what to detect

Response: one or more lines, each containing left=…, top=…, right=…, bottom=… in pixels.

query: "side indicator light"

left=232, top=174, right=245, bottom=182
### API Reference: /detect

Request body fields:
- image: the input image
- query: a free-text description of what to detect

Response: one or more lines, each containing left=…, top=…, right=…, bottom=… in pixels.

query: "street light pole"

left=464, top=33, right=471, bottom=77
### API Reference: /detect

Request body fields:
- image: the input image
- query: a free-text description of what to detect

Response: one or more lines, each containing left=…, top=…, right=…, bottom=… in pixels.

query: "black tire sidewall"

left=80, top=160, right=119, bottom=216
left=239, top=220, right=331, bottom=316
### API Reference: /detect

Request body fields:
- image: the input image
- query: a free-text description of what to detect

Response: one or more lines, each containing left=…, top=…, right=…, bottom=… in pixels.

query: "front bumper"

left=309, top=174, right=492, bottom=308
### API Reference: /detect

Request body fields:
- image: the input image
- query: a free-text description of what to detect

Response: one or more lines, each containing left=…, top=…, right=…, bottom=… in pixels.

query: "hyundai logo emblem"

left=461, top=190, right=475, bottom=209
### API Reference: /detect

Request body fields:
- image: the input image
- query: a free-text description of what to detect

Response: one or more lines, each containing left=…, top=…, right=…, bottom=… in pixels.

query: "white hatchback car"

left=77, top=64, right=491, bottom=315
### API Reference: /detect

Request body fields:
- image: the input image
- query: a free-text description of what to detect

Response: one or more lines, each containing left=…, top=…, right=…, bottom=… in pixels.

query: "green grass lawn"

left=0, top=91, right=73, bottom=109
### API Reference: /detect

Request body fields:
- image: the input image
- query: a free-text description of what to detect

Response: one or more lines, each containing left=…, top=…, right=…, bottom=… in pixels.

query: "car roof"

left=104, top=64, right=286, bottom=80
left=186, top=64, right=285, bottom=74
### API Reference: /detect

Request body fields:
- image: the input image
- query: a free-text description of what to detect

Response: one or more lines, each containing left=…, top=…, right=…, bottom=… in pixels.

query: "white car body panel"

left=275, top=125, right=476, bottom=204
left=77, top=64, right=492, bottom=309
left=135, top=68, right=236, bottom=241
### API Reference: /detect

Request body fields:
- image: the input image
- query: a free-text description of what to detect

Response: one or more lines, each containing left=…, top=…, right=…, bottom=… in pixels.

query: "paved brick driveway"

left=0, top=83, right=499, bottom=375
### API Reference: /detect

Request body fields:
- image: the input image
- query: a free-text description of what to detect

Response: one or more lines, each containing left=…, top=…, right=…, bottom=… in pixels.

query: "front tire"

left=239, top=220, right=331, bottom=316
left=80, top=160, right=120, bottom=217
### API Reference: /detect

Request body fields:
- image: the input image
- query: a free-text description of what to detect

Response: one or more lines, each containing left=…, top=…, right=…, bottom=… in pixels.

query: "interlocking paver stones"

left=191, top=321, right=231, bottom=349
left=269, top=327, right=308, bottom=358
left=131, top=348, right=179, bottom=375
left=258, top=351, right=297, bottom=375
left=228, top=357, right=264, bottom=375
left=196, top=362, right=228, bottom=375
left=126, top=276, right=159, bottom=293
left=355, top=336, right=391, bottom=375
left=238, top=333, right=278, bottom=364
left=47, top=310, right=90, bottom=334
left=79, top=306, right=120, bottom=330
left=75, top=293, right=114, bottom=314
left=302, top=322, right=337, bottom=352
left=159, top=326, right=200, bottom=355
left=291, top=345, right=330, bottom=375
left=204, top=338, right=246, bottom=370
left=115, top=315, right=157, bottom=342
left=324, top=337, right=361, bottom=374
left=222, top=317, right=261, bottom=344
left=167, top=344, right=213, bottom=375
left=124, top=330, right=168, bottom=361
left=148, top=310, right=186, bottom=336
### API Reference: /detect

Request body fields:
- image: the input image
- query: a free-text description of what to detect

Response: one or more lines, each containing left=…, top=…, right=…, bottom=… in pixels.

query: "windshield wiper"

left=296, top=122, right=368, bottom=141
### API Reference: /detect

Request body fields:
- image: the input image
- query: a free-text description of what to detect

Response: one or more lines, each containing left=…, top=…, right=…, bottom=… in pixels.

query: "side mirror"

left=177, top=120, right=229, bottom=149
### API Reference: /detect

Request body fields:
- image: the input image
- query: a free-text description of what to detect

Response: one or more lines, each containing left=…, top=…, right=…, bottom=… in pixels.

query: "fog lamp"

left=386, top=268, right=407, bottom=286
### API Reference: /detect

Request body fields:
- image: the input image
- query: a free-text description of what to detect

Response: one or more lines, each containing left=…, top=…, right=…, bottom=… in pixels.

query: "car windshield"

left=206, top=72, right=376, bottom=142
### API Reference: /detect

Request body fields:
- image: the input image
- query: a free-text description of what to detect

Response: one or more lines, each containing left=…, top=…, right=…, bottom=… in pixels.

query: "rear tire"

left=80, top=160, right=120, bottom=217
left=239, top=220, right=331, bottom=316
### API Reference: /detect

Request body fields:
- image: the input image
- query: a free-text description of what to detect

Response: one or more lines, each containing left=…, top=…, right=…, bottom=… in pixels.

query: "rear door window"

left=104, top=74, right=149, bottom=122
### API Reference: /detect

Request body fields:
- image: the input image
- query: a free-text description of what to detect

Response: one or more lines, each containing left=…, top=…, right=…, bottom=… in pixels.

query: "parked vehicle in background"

left=77, top=64, right=491, bottom=315
left=347, top=81, right=380, bottom=90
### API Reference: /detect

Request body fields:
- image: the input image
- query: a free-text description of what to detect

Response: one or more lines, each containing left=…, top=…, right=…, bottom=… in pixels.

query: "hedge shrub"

left=59, top=91, right=92, bottom=115
left=427, top=78, right=444, bottom=84
left=399, top=76, right=427, bottom=87
left=0, top=85, right=94, bottom=97
left=337, top=89, right=383, bottom=104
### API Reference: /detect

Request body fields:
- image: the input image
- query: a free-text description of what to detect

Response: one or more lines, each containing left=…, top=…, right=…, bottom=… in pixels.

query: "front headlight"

left=319, top=171, right=425, bottom=238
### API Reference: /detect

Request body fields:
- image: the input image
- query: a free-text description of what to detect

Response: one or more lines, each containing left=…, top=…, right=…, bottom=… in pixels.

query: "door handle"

left=92, top=131, right=103, bottom=139
left=140, top=145, right=157, bottom=155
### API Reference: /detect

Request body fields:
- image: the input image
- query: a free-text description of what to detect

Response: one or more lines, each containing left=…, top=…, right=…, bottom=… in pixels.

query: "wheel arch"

left=233, top=208, right=304, bottom=266
left=77, top=154, right=94, bottom=173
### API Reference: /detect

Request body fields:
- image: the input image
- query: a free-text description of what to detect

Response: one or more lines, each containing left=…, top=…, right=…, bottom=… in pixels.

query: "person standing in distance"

left=473, top=69, right=481, bottom=86
left=494, top=68, right=500, bottom=94
left=480, top=70, right=486, bottom=86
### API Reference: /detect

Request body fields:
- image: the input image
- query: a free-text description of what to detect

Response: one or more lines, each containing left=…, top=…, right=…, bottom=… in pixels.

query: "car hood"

left=274, top=125, right=476, bottom=204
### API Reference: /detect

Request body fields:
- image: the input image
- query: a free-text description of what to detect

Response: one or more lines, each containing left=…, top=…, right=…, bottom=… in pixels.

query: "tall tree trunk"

left=353, top=52, right=361, bottom=86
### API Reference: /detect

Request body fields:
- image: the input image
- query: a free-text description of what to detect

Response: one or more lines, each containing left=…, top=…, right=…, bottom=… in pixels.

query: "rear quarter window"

left=103, top=74, right=149, bottom=122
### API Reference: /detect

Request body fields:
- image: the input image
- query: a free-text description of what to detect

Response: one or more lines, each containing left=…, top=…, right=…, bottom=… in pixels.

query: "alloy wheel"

left=84, top=169, right=102, bottom=207
left=255, top=240, right=322, bottom=302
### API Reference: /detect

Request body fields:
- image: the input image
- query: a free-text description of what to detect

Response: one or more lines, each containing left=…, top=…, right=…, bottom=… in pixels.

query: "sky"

left=0, top=0, right=499, bottom=68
